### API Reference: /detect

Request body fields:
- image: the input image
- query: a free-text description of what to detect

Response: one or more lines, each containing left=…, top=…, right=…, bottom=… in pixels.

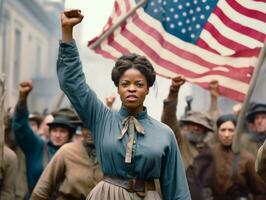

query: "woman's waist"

left=103, top=174, right=156, bottom=193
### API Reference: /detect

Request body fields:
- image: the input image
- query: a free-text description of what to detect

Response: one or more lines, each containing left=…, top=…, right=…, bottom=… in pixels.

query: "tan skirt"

left=87, top=181, right=162, bottom=200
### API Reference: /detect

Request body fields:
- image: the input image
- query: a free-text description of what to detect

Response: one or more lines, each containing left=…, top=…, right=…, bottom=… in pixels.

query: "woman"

left=57, top=9, right=190, bottom=200
left=211, top=114, right=266, bottom=200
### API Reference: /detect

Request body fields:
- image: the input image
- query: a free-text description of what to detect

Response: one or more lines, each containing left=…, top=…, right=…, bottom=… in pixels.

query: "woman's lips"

left=126, top=95, right=138, bottom=101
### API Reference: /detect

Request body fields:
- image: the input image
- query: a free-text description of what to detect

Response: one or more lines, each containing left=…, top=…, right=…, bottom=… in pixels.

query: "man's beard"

left=186, top=131, right=206, bottom=144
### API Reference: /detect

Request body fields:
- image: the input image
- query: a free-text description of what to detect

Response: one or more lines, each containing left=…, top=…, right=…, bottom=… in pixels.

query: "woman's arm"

left=160, top=131, right=191, bottom=200
left=57, top=10, right=109, bottom=135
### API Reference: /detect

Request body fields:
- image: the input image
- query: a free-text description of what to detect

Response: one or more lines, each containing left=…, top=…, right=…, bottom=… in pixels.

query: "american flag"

left=88, top=0, right=266, bottom=102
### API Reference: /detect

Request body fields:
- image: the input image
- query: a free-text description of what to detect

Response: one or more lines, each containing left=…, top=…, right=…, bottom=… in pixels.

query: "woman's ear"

left=146, top=88, right=149, bottom=95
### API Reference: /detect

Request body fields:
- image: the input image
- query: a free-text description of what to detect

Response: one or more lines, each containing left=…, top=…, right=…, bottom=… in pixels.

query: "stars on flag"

left=146, top=0, right=218, bottom=43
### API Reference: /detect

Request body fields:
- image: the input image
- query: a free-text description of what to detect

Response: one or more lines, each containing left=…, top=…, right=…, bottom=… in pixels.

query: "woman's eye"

left=121, top=82, right=129, bottom=87
left=136, top=83, right=143, bottom=87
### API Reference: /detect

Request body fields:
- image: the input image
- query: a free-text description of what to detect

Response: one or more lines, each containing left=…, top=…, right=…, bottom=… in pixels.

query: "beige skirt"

left=87, top=181, right=162, bottom=200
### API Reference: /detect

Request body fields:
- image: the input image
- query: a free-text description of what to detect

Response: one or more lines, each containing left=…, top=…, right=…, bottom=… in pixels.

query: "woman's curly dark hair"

left=111, top=53, right=156, bottom=87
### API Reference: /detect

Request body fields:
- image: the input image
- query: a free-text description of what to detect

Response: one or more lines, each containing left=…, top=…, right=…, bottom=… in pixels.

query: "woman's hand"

left=61, top=9, right=84, bottom=28
left=60, top=9, right=84, bottom=42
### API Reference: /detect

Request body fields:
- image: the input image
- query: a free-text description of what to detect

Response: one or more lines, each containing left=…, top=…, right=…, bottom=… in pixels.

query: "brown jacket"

left=162, top=99, right=198, bottom=170
left=256, top=140, right=266, bottom=182
left=162, top=96, right=213, bottom=200
left=0, top=145, right=18, bottom=200
left=13, top=147, right=28, bottom=200
left=31, top=141, right=103, bottom=200
left=211, top=144, right=266, bottom=200
left=241, top=133, right=261, bottom=157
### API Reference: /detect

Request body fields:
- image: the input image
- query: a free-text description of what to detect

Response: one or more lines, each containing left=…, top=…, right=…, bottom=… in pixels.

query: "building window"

left=13, top=28, right=21, bottom=87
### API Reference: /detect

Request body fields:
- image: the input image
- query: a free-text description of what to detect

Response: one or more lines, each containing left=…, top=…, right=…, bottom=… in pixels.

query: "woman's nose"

left=128, top=84, right=136, bottom=91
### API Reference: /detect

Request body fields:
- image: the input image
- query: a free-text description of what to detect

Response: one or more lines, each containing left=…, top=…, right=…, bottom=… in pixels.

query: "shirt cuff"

left=58, top=39, right=79, bottom=58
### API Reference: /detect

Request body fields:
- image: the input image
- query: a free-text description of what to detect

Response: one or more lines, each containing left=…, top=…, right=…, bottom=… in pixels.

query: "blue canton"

left=138, top=0, right=218, bottom=43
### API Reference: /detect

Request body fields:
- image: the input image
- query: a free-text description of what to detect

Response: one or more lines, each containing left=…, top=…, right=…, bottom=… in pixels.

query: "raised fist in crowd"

left=208, top=79, right=219, bottom=97
left=170, top=75, right=186, bottom=93
left=19, top=80, right=33, bottom=99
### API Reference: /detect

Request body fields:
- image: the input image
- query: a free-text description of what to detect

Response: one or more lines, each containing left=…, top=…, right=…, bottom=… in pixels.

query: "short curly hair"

left=111, top=53, right=156, bottom=87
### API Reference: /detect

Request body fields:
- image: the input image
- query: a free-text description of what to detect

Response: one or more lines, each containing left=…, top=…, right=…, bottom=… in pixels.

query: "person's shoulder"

left=240, top=148, right=255, bottom=162
left=4, top=145, right=17, bottom=162
left=241, top=132, right=254, bottom=144
left=148, top=116, right=175, bottom=137
left=59, top=142, right=75, bottom=150
left=148, top=116, right=170, bottom=128
left=58, top=141, right=82, bottom=154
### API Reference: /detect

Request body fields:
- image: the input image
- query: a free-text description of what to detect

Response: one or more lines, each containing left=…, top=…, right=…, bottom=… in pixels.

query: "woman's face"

left=218, top=121, right=235, bottom=146
left=118, top=68, right=148, bottom=115
left=50, top=127, right=69, bottom=146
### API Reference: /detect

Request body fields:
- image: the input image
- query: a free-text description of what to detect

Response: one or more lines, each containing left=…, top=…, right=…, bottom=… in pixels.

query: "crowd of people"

left=0, top=9, right=266, bottom=200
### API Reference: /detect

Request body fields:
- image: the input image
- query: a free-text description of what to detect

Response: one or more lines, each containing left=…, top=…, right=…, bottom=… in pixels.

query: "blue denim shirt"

left=57, top=40, right=191, bottom=200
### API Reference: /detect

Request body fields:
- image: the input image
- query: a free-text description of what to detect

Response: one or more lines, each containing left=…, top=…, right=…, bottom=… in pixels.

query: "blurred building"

left=0, top=0, right=65, bottom=113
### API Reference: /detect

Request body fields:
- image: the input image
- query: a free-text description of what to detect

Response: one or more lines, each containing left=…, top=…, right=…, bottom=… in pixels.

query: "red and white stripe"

left=88, top=0, right=266, bottom=102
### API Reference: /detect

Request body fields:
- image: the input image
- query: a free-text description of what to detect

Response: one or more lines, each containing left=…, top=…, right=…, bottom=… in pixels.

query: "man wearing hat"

left=241, top=102, right=266, bottom=157
left=31, top=120, right=103, bottom=200
left=161, top=76, right=214, bottom=200
left=12, top=80, right=76, bottom=199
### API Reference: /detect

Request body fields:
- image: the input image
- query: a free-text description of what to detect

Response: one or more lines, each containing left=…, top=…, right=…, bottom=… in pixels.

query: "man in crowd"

left=242, top=103, right=266, bottom=157
left=161, top=76, right=214, bottom=200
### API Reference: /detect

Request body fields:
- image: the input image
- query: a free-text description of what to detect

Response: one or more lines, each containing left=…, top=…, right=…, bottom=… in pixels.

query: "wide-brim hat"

left=47, top=116, right=76, bottom=135
left=246, top=102, right=266, bottom=123
left=29, top=113, right=43, bottom=125
left=180, top=111, right=214, bottom=132
left=52, top=107, right=79, bottom=121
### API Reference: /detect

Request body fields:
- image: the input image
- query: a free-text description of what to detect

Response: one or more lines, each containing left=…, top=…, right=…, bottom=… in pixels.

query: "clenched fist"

left=208, top=79, right=219, bottom=97
left=61, top=9, right=84, bottom=28
left=170, top=75, right=186, bottom=92
left=105, top=94, right=116, bottom=108
left=19, top=80, right=32, bottom=99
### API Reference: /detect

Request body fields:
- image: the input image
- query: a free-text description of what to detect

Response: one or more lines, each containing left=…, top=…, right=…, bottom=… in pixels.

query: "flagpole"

left=232, top=42, right=266, bottom=154
left=90, top=0, right=147, bottom=50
